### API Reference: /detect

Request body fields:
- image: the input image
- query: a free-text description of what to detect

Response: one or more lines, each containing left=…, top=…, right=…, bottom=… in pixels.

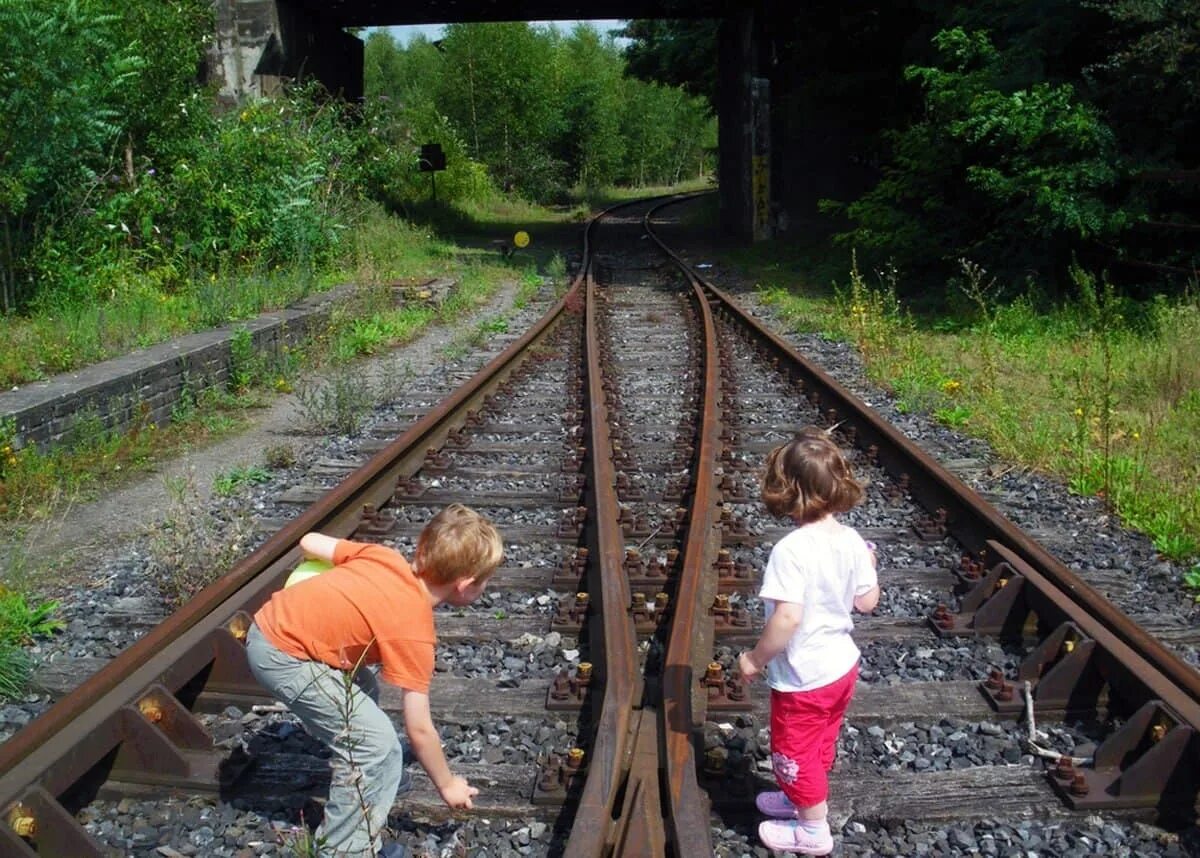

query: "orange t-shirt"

left=254, top=540, right=436, bottom=692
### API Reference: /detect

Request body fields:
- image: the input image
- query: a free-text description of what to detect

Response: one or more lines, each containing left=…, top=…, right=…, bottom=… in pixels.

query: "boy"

left=246, top=503, right=504, bottom=858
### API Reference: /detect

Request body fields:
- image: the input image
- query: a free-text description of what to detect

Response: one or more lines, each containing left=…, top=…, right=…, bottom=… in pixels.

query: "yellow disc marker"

left=513, top=230, right=530, bottom=249
left=286, top=557, right=334, bottom=588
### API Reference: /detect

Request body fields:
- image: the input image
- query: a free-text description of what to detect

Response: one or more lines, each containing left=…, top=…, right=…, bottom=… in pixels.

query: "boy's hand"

left=438, top=775, right=478, bottom=809
left=737, top=650, right=762, bottom=681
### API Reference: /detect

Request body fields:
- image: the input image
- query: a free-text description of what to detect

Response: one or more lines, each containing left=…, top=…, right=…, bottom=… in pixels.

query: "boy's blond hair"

left=415, top=503, right=503, bottom=585
left=761, top=427, right=864, bottom=523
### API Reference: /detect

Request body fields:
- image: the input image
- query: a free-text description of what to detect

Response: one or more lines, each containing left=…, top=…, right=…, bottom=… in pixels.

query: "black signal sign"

left=419, top=143, right=446, bottom=172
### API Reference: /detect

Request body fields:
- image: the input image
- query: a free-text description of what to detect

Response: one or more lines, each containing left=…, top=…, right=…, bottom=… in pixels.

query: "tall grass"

left=758, top=263, right=1200, bottom=565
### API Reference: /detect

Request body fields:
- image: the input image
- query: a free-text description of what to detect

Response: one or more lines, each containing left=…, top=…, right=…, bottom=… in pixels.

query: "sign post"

left=419, top=142, right=447, bottom=201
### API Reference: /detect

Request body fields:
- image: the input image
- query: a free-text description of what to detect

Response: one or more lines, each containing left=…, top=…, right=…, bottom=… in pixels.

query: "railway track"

left=1, top=195, right=1198, bottom=857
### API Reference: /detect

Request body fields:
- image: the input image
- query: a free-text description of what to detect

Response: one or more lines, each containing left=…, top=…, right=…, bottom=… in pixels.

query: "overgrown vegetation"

left=753, top=252, right=1200, bottom=568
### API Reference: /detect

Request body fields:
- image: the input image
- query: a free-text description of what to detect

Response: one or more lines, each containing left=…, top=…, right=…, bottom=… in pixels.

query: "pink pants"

left=769, top=662, right=859, bottom=808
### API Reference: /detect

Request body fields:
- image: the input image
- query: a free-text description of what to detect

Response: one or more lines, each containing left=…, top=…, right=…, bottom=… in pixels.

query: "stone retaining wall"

left=0, top=284, right=359, bottom=453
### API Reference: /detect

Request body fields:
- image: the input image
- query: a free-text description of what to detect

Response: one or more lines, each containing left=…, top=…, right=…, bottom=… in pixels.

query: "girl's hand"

left=738, top=650, right=763, bottom=681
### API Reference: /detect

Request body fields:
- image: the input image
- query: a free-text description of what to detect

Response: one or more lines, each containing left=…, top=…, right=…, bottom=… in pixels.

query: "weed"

left=264, top=443, right=297, bottom=470
left=374, top=358, right=414, bottom=404
left=172, top=374, right=199, bottom=424
left=955, top=258, right=1000, bottom=394
left=229, top=327, right=256, bottom=393
left=0, top=590, right=63, bottom=645
left=213, top=464, right=272, bottom=497
left=0, top=641, right=31, bottom=701
left=0, top=576, right=63, bottom=701
left=834, top=252, right=908, bottom=366
left=145, top=469, right=256, bottom=609
left=294, top=368, right=377, bottom=436
left=1185, top=566, right=1200, bottom=603
left=470, top=316, right=508, bottom=346
left=934, top=404, right=972, bottom=428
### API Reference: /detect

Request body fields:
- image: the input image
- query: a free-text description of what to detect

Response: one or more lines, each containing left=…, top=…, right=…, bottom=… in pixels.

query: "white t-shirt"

left=759, top=519, right=877, bottom=692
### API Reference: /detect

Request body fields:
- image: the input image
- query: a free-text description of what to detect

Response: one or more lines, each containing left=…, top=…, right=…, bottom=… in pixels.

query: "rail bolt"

left=577, top=663, right=593, bottom=682
left=139, top=697, right=165, bottom=723
left=228, top=612, right=251, bottom=642
left=1150, top=721, right=1168, bottom=743
left=538, top=758, right=563, bottom=791
left=566, top=748, right=586, bottom=770
left=8, top=805, right=35, bottom=838
left=1054, top=756, right=1074, bottom=780
left=984, top=667, right=1005, bottom=690
left=1069, top=773, right=1090, bottom=796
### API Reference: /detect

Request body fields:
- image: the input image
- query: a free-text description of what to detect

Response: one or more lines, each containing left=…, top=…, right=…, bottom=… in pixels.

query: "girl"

left=738, top=427, right=880, bottom=854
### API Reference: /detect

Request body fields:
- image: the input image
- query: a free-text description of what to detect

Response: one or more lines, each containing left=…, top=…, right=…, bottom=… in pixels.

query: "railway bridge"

left=209, top=0, right=781, bottom=240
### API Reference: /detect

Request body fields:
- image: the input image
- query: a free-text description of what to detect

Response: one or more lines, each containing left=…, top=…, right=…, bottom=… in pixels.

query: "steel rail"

left=561, top=255, right=643, bottom=857
left=0, top=285, right=574, bottom=856
left=643, top=200, right=723, bottom=856
left=563, top=193, right=730, bottom=856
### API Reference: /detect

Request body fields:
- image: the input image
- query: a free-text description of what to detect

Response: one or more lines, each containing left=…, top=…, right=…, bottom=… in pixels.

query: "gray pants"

left=246, top=623, right=404, bottom=857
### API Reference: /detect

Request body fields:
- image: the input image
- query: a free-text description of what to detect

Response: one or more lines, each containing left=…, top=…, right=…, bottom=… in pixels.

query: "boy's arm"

left=738, top=600, right=803, bottom=680
left=401, top=689, right=478, bottom=809
left=299, top=532, right=339, bottom=562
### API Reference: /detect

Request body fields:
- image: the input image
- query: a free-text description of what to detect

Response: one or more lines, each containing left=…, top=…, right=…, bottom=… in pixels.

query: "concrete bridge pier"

left=718, top=7, right=771, bottom=242
left=209, top=0, right=363, bottom=105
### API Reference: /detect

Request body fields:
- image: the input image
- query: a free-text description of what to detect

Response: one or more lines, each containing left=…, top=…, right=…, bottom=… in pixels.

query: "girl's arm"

left=299, top=532, right=339, bottom=562
left=738, top=601, right=803, bottom=680
left=853, top=539, right=880, bottom=612
left=853, top=585, right=881, bottom=613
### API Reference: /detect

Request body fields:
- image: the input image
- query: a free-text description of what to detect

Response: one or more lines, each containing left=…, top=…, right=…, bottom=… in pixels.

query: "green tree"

left=103, top=0, right=213, bottom=176
left=831, top=28, right=1130, bottom=287
left=364, top=31, right=496, bottom=207
left=555, top=25, right=625, bottom=189
left=619, top=19, right=719, bottom=104
left=0, top=0, right=143, bottom=311
left=436, top=23, right=565, bottom=198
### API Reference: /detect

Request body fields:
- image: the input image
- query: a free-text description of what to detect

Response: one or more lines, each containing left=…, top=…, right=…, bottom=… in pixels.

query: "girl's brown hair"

left=416, top=503, right=504, bottom=585
left=760, top=427, right=864, bottom=523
